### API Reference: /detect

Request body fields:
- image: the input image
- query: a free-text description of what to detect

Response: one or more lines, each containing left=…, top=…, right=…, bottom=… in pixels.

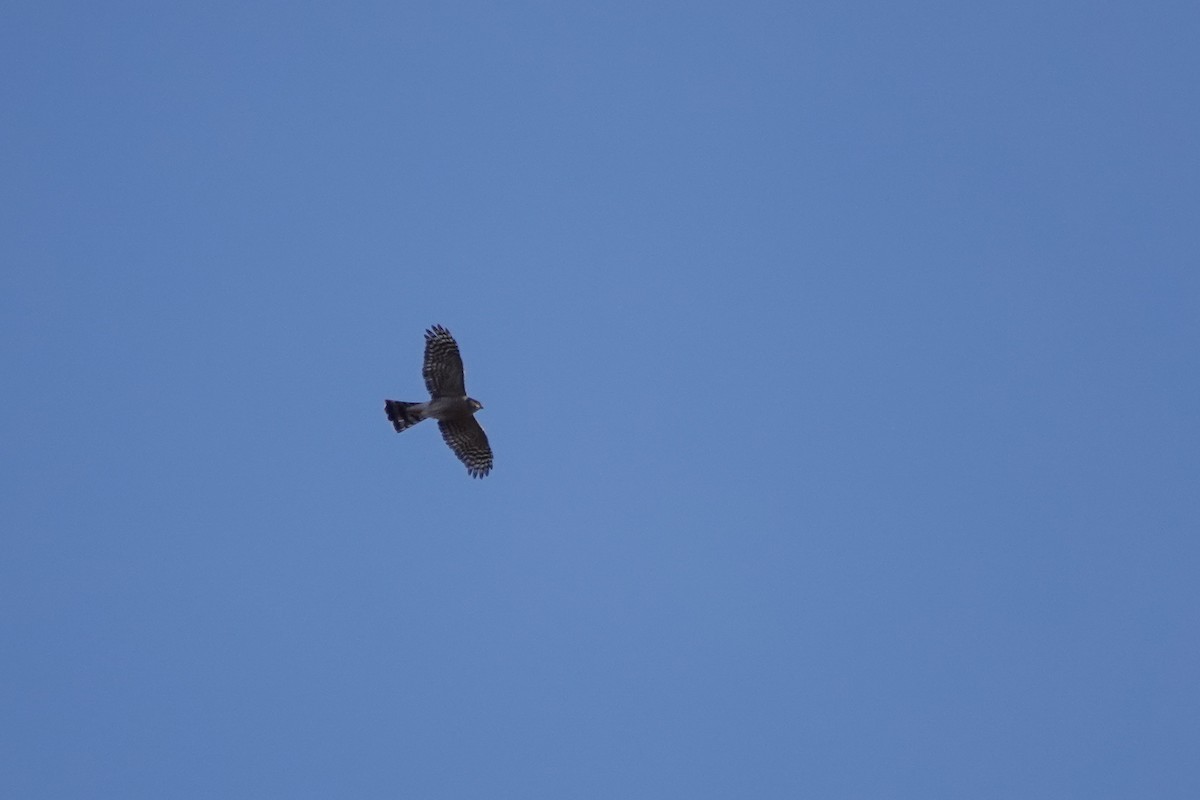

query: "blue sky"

left=3, top=2, right=1198, bottom=797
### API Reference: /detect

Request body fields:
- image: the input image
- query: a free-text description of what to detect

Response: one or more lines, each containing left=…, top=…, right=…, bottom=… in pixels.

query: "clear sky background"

left=3, top=2, right=1198, bottom=798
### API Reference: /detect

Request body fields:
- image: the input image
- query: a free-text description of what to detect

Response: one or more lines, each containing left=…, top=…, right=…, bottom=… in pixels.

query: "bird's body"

left=385, top=325, right=493, bottom=478
left=385, top=396, right=479, bottom=428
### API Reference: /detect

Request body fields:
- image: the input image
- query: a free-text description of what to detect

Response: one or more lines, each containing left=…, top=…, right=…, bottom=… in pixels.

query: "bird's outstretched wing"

left=423, top=324, right=466, bottom=398
left=438, top=417, right=493, bottom=478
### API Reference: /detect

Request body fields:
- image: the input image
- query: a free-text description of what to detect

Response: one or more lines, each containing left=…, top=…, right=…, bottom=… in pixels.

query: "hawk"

left=385, top=324, right=493, bottom=478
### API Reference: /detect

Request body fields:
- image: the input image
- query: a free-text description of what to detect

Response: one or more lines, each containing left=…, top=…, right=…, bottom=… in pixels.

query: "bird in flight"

left=385, top=324, right=493, bottom=478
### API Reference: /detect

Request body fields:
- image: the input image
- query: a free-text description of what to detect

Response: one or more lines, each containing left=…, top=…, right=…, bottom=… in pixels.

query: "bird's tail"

left=385, top=400, right=424, bottom=433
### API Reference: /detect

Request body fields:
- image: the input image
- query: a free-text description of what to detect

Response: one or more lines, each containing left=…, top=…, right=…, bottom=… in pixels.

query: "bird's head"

left=468, top=398, right=484, bottom=411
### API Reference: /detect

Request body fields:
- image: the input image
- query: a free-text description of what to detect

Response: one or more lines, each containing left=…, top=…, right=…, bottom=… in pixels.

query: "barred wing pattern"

left=422, top=325, right=466, bottom=398
left=438, top=418, right=493, bottom=478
